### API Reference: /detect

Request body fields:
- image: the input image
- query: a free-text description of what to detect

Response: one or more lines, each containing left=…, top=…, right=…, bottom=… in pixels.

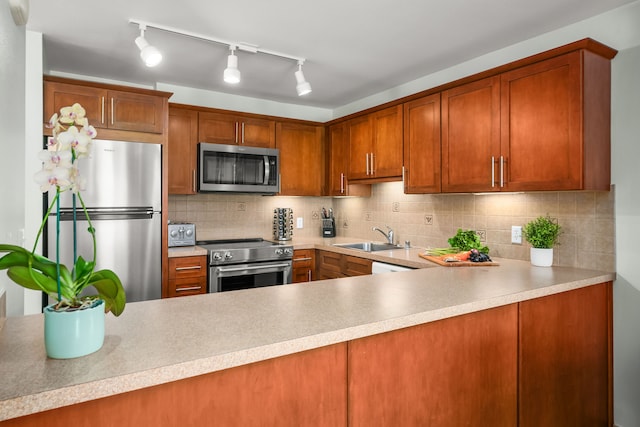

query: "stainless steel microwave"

left=198, top=143, right=280, bottom=194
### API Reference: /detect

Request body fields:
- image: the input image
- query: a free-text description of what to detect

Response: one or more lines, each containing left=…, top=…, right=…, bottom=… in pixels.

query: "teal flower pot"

left=44, top=299, right=105, bottom=359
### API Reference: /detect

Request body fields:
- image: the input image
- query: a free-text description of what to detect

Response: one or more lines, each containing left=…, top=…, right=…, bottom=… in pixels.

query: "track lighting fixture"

left=134, top=24, right=162, bottom=67
left=129, top=19, right=312, bottom=95
left=224, top=46, right=241, bottom=84
left=295, top=61, right=312, bottom=96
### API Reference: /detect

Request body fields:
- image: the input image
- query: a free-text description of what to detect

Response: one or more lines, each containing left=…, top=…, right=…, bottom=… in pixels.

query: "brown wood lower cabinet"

left=349, top=304, right=518, bottom=426
left=5, top=283, right=611, bottom=426
left=316, top=250, right=372, bottom=280
left=166, top=255, right=207, bottom=297
left=292, top=249, right=315, bottom=283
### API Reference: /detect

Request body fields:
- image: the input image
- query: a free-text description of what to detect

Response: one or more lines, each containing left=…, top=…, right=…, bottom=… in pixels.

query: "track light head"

left=224, top=46, right=241, bottom=84
left=295, top=62, right=312, bottom=96
left=135, top=26, right=162, bottom=67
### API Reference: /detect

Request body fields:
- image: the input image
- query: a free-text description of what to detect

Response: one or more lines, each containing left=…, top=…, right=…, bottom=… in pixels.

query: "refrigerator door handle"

left=54, top=207, right=155, bottom=221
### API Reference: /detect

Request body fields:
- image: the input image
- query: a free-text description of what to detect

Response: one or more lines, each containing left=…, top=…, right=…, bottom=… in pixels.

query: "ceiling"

left=25, top=0, right=633, bottom=110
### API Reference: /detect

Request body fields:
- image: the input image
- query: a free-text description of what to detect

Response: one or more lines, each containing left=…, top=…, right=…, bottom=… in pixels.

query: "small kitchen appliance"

left=196, top=238, right=293, bottom=293
left=168, top=222, right=196, bottom=247
left=273, top=208, right=294, bottom=241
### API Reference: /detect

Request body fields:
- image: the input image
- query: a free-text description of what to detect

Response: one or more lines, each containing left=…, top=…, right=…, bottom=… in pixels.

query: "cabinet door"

left=371, top=105, right=403, bottom=179
left=403, top=94, right=441, bottom=193
left=168, top=107, right=198, bottom=194
left=343, top=255, right=372, bottom=276
left=292, top=249, right=315, bottom=283
left=441, top=76, right=501, bottom=193
left=276, top=122, right=325, bottom=196
left=44, top=81, right=107, bottom=128
left=198, top=112, right=241, bottom=145
left=518, top=282, right=612, bottom=426
left=108, top=90, right=165, bottom=134
left=328, top=123, right=371, bottom=197
left=199, top=112, right=275, bottom=148
left=241, top=117, right=276, bottom=148
left=501, top=52, right=583, bottom=191
left=348, top=115, right=373, bottom=180
left=349, top=304, right=518, bottom=426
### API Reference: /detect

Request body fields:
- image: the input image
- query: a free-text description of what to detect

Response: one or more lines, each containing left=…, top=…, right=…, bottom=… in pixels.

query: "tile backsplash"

left=169, top=181, right=615, bottom=271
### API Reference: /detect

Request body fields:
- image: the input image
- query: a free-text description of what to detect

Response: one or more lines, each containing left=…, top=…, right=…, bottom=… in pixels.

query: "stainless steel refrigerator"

left=46, top=139, right=162, bottom=303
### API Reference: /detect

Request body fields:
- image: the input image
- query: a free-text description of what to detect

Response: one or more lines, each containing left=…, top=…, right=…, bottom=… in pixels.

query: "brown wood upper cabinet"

left=276, top=122, right=325, bottom=196
left=348, top=105, right=403, bottom=181
left=168, top=106, right=198, bottom=194
left=403, top=93, right=442, bottom=193
left=198, top=111, right=275, bottom=148
left=327, top=122, right=371, bottom=197
left=44, top=79, right=167, bottom=135
left=442, top=49, right=612, bottom=193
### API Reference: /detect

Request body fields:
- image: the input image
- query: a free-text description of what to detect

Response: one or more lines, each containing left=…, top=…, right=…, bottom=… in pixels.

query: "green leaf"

left=89, top=269, right=126, bottom=316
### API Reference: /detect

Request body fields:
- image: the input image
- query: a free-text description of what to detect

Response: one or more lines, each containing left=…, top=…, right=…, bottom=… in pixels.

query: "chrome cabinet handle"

left=241, top=122, right=245, bottom=144
left=340, top=173, right=345, bottom=194
left=307, top=269, right=312, bottom=281
left=175, top=266, right=201, bottom=271
left=491, top=156, right=495, bottom=188
left=176, top=286, right=202, bottom=292
left=192, top=170, right=196, bottom=193
left=500, top=156, right=504, bottom=188
left=293, top=257, right=313, bottom=262
left=101, top=97, right=105, bottom=124
left=235, top=122, right=239, bottom=144
left=370, top=152, right=375, bottom=175
left=111, top=98, right=114, bottom=125
left=365, top=153, right=370, bottom=175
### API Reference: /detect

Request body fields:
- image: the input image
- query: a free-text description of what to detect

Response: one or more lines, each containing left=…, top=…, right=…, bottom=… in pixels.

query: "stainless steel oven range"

left=197, top=239, right=293, bottom=293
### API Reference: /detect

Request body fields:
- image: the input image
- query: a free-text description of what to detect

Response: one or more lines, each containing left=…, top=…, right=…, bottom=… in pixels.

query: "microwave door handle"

left=263, top=155, right=270, bottom=185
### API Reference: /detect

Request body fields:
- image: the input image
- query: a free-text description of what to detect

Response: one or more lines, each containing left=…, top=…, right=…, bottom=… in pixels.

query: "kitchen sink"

left=333, top=242, right=401, bottom=252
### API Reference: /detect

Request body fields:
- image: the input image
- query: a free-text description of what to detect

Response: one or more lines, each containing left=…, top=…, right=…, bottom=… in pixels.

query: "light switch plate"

left=296, top=217, right=303, bottom=229
left=511, top=225, right=522, bottom=244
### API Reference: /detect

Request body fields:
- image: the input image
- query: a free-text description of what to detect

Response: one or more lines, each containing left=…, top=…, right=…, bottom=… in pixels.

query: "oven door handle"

left=216, top=263, right=291, bottom=274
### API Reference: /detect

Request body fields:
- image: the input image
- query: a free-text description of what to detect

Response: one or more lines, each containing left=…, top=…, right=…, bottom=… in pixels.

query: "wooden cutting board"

left=419, top=252, right=499, bottom=267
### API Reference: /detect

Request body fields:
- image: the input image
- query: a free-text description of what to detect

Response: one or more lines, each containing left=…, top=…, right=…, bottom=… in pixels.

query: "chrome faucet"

left=372, top=226, right=394, bottom=245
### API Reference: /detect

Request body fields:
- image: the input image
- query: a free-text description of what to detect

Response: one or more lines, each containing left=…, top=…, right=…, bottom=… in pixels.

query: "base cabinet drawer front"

left=315, top=251, right=372, bottom=279
left=168, top=277, right=207, bottom=297
left=348, top=304, right=518, bottom=426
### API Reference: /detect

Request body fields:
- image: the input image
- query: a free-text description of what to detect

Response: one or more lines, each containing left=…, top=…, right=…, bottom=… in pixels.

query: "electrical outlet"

left=511, top=225, right=522, bottom=244
left=296, top=217, right=304, bottom=229
left=392, top=202, right=400, bottom=212
left=424, top=214, right=433, bottom=225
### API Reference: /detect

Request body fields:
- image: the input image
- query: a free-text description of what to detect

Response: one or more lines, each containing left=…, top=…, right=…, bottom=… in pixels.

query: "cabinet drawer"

left=293, top=249, right=314, bottom=268
left=168, top=277, right=208, bottom=297
left=169, top=256, right=207, bottom=279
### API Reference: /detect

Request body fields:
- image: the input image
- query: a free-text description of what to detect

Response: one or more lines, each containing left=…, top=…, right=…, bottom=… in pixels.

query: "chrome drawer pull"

left=176, top=286, right=202, bottom=292
left=175, top=266, right=201, bottom=271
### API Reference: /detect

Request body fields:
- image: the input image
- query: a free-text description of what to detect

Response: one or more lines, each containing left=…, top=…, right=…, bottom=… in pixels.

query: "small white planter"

left=530, top=248, right=554, bottom=267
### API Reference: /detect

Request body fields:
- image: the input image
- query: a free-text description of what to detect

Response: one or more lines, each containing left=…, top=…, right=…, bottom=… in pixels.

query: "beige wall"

left=169, top=181, right=615, bottom=271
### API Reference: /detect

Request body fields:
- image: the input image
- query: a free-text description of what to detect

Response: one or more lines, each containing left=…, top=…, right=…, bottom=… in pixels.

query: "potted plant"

left=523, top=215, right=562, bottom=267
left=0, top=103, right=125, bottom=359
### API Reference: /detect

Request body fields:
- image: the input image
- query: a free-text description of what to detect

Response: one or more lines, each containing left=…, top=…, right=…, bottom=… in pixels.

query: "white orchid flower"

left=73, top=132, right=92, bottom=158
left=59, top=103, right=86, bottom=125
left=67, top=165, right=87, bottom=193
left=38, top=149, right=72, bottom=170
left=82, top=124, right=97, bottom=139
left=34, top=167, right=71, bottom=193
left=56, top=127, right=79, bottom=152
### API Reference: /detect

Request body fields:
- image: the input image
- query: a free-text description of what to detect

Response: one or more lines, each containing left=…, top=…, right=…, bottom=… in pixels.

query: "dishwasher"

left=372, top=261, right=414, bottom=274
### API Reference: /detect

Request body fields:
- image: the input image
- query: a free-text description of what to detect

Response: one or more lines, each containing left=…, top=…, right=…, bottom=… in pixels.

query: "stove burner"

left=196, top=238, right=293, bottom=266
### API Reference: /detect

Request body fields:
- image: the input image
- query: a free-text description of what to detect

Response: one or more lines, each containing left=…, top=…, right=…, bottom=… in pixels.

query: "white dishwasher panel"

left=371, top=261, right=414, bottom=274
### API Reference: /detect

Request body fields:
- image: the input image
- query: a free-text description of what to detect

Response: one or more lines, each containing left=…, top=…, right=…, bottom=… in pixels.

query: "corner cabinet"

left=348, top=105, right=403, bottom=182
left=276, top=122, right=325, bottom=196
left=327, top=122, right=371, bottom=197
left=198, top=111, right=275, bottom=148
left=403, top=93, right=442, bottom=193
left=441, top=45, right=615, bottom=193
left=316, top=250, right=372, bottom=280
left=168, top=106, right=198, bottom=194
left=44, top=76, right=171, bottom=143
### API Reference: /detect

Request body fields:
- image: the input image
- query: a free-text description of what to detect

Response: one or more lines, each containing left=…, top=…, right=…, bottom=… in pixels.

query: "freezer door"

left=51, top=139, right=162, bottom=211
left=47, top=211, right=162, bottom=302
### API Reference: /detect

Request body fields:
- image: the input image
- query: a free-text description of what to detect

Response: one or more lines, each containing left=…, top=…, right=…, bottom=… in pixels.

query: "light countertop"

left=0, top=250, right=615, bottom=421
